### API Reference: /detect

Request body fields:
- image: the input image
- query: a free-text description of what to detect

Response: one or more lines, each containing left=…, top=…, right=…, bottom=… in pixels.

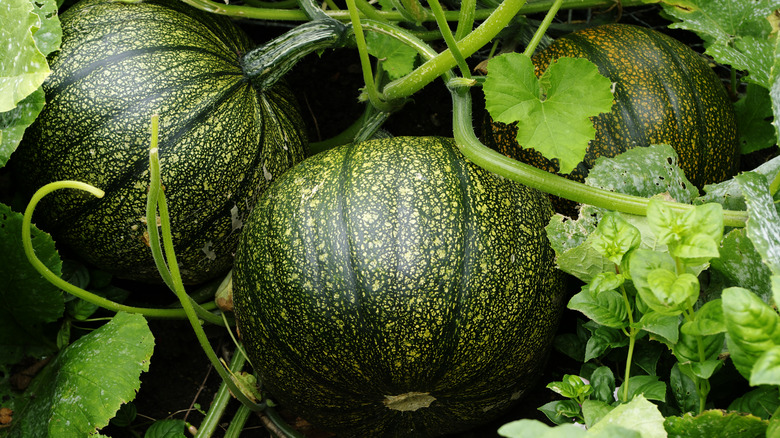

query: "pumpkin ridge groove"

left=48, top=45, right=239, bottom=98
left=435, top=139, right=474, bottom=389
left=45, top=79, right=252, bottom=235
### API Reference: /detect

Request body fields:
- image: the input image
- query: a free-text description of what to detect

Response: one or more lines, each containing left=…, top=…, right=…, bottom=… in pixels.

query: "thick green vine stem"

left=242, top=20, right=350, bottom=92
left=195, top=351, right=247, bottom=438
left=180, top=0, right=646, bottom=23
left=20, top=181, right=216, bottom=319
left=381, top=0, right=528, bottom=100
left=147, top=146, right=266, bottom=413
left=522, top=0, right=563, bottom=56
left=448, top=84, right=749, bottom=227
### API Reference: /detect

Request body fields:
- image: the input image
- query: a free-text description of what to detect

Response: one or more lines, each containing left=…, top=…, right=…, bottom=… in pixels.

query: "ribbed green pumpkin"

left=233, top=137, right=566, bottom=437
left=12, top=0, right=306, bottom=283
left=483, top=23, right=739, bottom=211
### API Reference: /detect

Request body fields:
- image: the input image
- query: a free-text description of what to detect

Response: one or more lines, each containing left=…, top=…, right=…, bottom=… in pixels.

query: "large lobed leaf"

left=658, top=0, right=780, bottom=148
left=0, top=203, right=64, bottom=366
left=483, top=53, right=614, bottom=174
left=0, top=0, right=61, bottom=167
left=5, top=312, right=155, bottom=437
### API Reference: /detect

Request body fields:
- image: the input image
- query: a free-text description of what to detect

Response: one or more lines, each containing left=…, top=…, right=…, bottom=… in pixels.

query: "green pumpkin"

left=483, top=23, right=739, bottom=213
left=233, top=136, right=565, bottom=437
left=12, top=0, right=306, bottom=283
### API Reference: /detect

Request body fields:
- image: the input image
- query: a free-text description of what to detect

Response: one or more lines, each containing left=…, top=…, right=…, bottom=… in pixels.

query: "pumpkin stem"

left=242, top=20, right=351, bottom=92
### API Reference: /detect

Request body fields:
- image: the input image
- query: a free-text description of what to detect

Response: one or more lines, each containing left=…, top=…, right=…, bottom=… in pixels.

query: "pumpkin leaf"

left=0, top=0, right=59, bottom=166
left=736, top=172, right=780, bottom=275
left=497, top=419, right=586, bottom=438
left=27, top=0, right=62, bottom=57
left=0, top=0, right=51, bottom=112
left=663, top=410, right=768, bottom=438
left=698, top=155, right=780, bottom=213
left=0, top=203, right=64, bottom=366
left=366, top=31, right=418, bottom=80
left=587, top=394, right=666, bottom=438
left=658, top=0, right=780, bottom=87
left=711, top=228, right=775, bottom=304
left=722, top=287, right=780, bottom=379
left=6, top=312, right=154, bottom=438
left=582, top=399, right=614, bottom=428
left=586, top=144, right=699, bottom=204
left=735, top=83, right=777, bottom=154
left=483, top=53, right=614, bottom=174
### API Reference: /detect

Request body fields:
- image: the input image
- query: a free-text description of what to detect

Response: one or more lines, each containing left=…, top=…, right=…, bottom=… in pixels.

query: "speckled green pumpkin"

left=12, top=0, right=306, bottom=283
left=233, top=137, right=566, bottom=437
left=483, top=23, right=739, bottom=212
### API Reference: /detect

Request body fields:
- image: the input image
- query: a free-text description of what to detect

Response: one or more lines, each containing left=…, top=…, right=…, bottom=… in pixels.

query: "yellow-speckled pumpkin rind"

left=12, top=0, right=306, bottom=283
left=483, top=24, right=739, bottom=212
left=233, top=137, right=566, bottom=437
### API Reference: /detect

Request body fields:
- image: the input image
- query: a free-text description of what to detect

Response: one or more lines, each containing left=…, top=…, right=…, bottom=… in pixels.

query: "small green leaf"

left=646, top=200, right=723, bottom=264
left=630, top=249, right=687, bottom=316
left=646, top=270, right=699, bottom=313
left=7, top=312, right=154, bottom=438
left=736, top=172, right=780, bottom=275
left=144, top=419, right=188, bottom=438
left=587, top=394, right=666, bottom=438
left=568, top=286, right=629, bottom=329
left=673, top=330, right=725, bottom=364
left=585, top=323, right=628, bottom=362
left=109, top=402, right=137, bottom=428
left=590, top=272, right=625, bottom=295
left=750, top=346, right=780, bottom=386
left=590, top=212, right=641, bottom=265
left=537, top=400, right=583, bottom=425
left=498, top=419, right=586, bottom=438
left=722, top=287, right=780, bottom=379
left=681, top=299, right=725, bottom=336
left=728, top=386, right=780, bottom=419
left=589, top=366, right=616, bottom=403
left=547, top=374, right=593, bottom=400
left=483, top=53, right=614, bottom=174
left=618, top=375, right=667, bottom=403
left=663, top=409, right=768, bottom=438
left=633, top=340, right=665, bottom=376
left=670, top=362, right=700, bottom=415
left=365, top=31, right=418, bottom=80
left=637, top=311, right=680, bottom=345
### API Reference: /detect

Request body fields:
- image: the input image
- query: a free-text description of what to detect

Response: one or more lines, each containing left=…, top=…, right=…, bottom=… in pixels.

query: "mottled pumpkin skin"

left=483, top=23, right=739, bottom=211
left=233, top=137, right=566, bottom=437
left=13, top=0, right=306, bottom=283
